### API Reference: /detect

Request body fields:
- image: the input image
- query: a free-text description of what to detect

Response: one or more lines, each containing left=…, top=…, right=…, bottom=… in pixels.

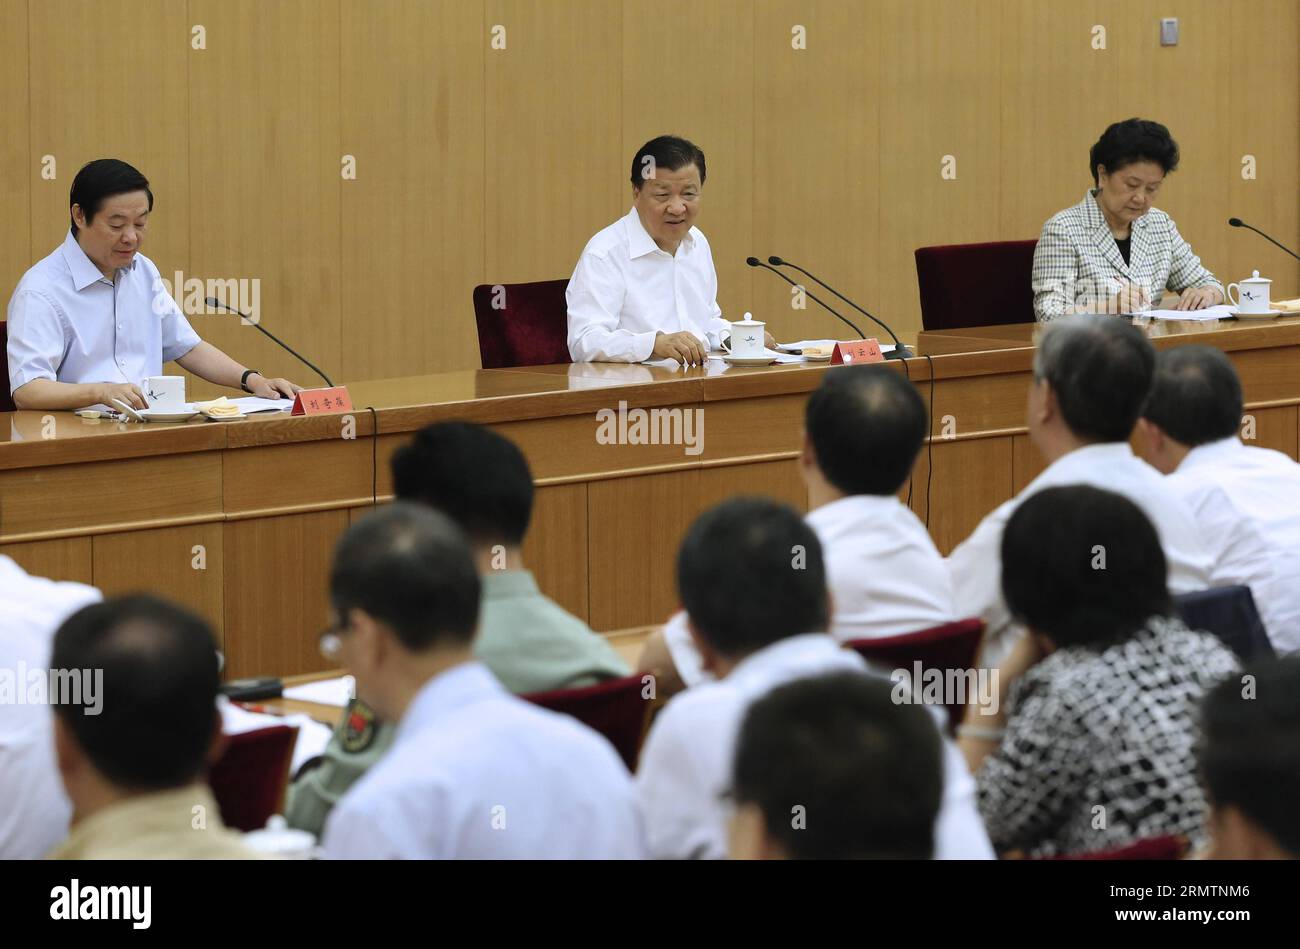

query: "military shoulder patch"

left=340, top=699, right=378, bottom=754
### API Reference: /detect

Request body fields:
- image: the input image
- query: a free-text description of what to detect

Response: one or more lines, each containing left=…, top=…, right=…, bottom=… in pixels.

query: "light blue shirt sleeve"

left=6, top=290, right=66, bottom=393
left=155, top=285, right=202, bottom=363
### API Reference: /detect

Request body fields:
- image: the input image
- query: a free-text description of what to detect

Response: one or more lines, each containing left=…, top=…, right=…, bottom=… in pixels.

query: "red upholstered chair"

left=523, top=674, right=650, bottom=772
left=844, top=618, right=985, bottom=732
left=207, top=724, right=298, bottom=833
left=1046, top=834, right=1189, bottom=861
left=473, top=279, right=573, bottom=369
left=914, top=240, right=1038, bottom=331
left=1, top=321, right=15, bottom=412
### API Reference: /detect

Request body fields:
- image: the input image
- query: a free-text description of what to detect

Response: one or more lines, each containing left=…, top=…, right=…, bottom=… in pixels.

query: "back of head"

left=805, top=365, right=927, bottom=495
left=732, top=672, right=943, bottom=859
left=677, top=497, right=828, bottom=658
left=51, top=594, right=219, bottom=791
left=330, top=502, right=481, bottom=652
left=1200, top=656, right=1300, bottom=857
left=1142, top=345, right=1243, bottom=447
left=391, top=422, right=534, bottom=547
left=1033, top=316, right=1155, bottom=442
left=1001, top=485, right=1172, bottom=649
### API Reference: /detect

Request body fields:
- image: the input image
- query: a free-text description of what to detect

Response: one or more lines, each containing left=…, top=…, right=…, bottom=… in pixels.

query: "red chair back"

left=207, top=725, right=298, bottom=832
left=1048, top=834, right=1188, bottom=861
left=523, top=674, right=648, bottom=772
left=473, top=279, right=573, bottom=369
left=914, top=240, right=1038, bottom=331
left=1, top=321, right=15, bottom=412
left=845, top=618, right=985, bottom=732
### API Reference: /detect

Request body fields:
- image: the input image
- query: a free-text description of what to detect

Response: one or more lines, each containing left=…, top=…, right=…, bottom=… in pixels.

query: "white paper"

left=1136, top=304, right=1235, bottom=322
left=225, top=396, right=295, bottom=413
left=777, top=339, right=898, bottom=354
left=217, top=698, right=335, bottom=774
left=282, top=675, right=355, bottom=707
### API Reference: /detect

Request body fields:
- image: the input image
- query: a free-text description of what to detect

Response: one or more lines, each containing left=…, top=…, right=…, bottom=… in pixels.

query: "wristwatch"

left=240, top=369, right=261, bottom=393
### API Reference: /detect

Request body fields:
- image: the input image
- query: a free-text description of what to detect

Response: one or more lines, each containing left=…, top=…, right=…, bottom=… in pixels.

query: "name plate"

left=830, top=339, right=884, bottom=365
left=290, top=386, right=353, bottom=416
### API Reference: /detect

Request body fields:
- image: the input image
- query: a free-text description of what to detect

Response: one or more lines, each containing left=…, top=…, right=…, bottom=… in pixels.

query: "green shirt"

left=284, top=569, right=629, bottom=837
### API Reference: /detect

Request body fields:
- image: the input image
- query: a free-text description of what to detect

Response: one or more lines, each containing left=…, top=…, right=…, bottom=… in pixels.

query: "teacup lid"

left=1245, top=270, right=1271, bottom=282
left=732, top=310, right=763, bottom=325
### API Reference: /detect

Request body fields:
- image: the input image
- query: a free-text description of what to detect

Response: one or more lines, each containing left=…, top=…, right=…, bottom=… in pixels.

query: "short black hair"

left=330, top=502, right=481, bottom=652
left=51, top=594, right=220, bottom=790
left=630, top=135, right=706, bottom=190
left=1089, top=118, right=1180, bottom=185
left=1001, top=485, right=1172, bottom=649
left=1199, top=656, right=1300, bottom=857
left=391, top=422, right=534, bottom=545
left=1033, top=316, right=1155, bottom=442
left=1142, top=346, right=1243, bottom=447
left=69, top=158, right=153, bottom=237
left=677, top=497, right=828, bottom=658
left=806, top=365, right=926, bottom=495
left=732, top=672, right=943, bottom=859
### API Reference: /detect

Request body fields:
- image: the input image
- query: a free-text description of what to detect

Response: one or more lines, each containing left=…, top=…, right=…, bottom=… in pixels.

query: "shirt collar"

left=624, top=205, right=694, bottom=259
left=805, top=493, right=904, bottom=532
left=1179, top=436, right=1245, bottom=471
left=481, top=569, right=540, bottom=599
left=395, top=660, right=503, bottom=743
left=59, top=784, right=223, bottom=850
left=1042, top=441, right=1137, bottom=478
left=727, top=633, right=845, bottom=687
left=60, top=229, right=134, bottom=290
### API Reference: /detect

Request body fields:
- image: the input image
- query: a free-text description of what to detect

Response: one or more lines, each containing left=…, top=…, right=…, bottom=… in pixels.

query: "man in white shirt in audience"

left=566, top=135, right=770, bottom=365
left=639, top=364, right=956, bottom=693
left=1137, top=345, right=1300, bottom=653
left=320, top=503, right=645, bottom=859
left=947, top=315, right=1213, bottom=664
left=0, top=557, right=100, bottom=859
left=636, top=497, right=993, bottom=860
left=6, top=158, right=299, bottom=411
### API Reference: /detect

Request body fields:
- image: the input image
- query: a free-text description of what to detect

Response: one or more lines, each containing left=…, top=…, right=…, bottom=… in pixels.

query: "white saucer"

left=801, top=352, right=833, bottom=362
left=1229, top=308, right=1283, bottom=319
left=722, top=354, right=777, bottom=367
left=137, top=403, right=200, bottom=422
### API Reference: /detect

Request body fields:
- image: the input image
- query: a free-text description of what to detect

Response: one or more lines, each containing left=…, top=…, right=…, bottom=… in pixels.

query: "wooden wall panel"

left=911, top=434, right=1015, bottom=555
left=0, top=536, right=93, bottom=585
left=27, top=1, right=189, bottom=271
left=222, top=510, right=348, bottom=679
left=93, top=523, right=224, bottom=638
left=878, top=0, right=1003, bottom=342
left=522, top=481, right=589, bottom=622
left=1244, top=404, right=1299, bottom=461
left=187, top=0, right=342, bottom=401
left=587, top=469, right=698, bottom=631
left=753, top=0, right=882, bottom=344
left=339, top=0, right=485, bottom=380
left=484, top=0, right=622, bottom=286
left=0, top=0, right=29, bottom=301
left=624, top=0, right=754, bottom=329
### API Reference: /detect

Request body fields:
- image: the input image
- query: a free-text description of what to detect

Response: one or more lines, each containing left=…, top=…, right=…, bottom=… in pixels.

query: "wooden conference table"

left=3, top=312, right=1299, bottom=679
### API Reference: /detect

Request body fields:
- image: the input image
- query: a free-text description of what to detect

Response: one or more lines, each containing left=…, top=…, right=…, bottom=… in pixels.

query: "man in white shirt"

left=636, top=497, right=994, bottom=860
left=640, top=364, right=956, bottom=692
left=320, top=503, right=645, bottom=859
left=0, top=557, right=100, bottom=859
left=1137, top=345, right=1300, bottom=653
left=7, top=158, right=300, bottom=411
left=567, top=135, right=770, bottom=365
left=947, top=316, right=1213, bottom=665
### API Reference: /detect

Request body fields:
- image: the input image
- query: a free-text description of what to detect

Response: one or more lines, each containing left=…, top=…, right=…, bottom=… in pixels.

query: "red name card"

left=290, top=386, right=354, bottom=416
left=829, top=339, right=884, bottom=365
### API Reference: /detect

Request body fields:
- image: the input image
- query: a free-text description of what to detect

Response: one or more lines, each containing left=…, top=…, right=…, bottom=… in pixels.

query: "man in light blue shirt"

left=6, top=158, right=301, bottom=411
left=318, top=504, right=645, bottom=859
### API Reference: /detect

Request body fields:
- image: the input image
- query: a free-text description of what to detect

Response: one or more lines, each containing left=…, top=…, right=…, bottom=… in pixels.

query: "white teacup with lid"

left=1226, top=271, right=1272, bottom=314
left=722, top=312, right=767, bottom=359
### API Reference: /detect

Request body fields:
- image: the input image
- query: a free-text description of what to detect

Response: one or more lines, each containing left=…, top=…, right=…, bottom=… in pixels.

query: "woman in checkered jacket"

left=1031, top=118, right=1224, bottom=321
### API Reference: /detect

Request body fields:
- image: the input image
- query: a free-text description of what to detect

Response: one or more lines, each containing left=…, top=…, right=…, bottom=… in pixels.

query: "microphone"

left=203, top=297, right=334, bottom=387
left=1228, top=218, right=1300, bottom=262
left=768, top=255, right=912, bottom=359
left=746, top=256, right=867, bottom=343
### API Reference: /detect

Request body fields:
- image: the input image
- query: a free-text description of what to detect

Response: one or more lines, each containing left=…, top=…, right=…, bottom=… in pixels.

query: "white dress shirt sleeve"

left=935, top=736, right=996, bottom=859
left=661, top=611, right=714, bottom=688
left=156, top=288, right=202, bottom=363
left=947, top=500, right=1017, bottom=662
left=6, top=290, right=66, bottom=392
left=320, top=794, right=421, bottom=859
left=567, top=251, right=659, bottom=364
left=636, top=702, right=727, bottom=859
